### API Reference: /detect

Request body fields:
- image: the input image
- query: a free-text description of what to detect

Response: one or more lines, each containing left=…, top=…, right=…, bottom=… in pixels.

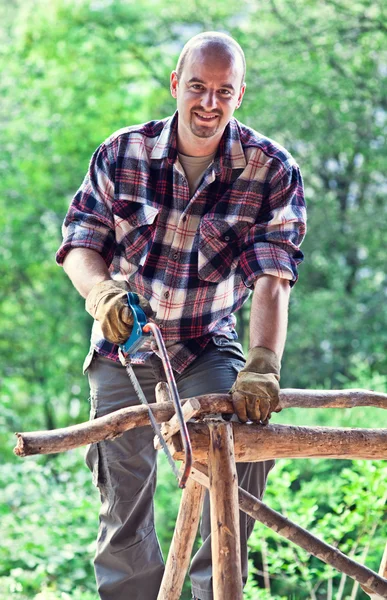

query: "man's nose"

left=200, top=90, right=218, bottom=111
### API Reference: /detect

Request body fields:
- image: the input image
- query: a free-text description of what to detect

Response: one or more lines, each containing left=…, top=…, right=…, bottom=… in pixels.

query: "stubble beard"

left=189, top=113, right=221, bottom=139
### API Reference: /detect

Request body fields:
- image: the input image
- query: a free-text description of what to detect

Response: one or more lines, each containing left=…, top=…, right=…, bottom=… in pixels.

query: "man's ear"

left=236, top=83, right=246, bottom=109
left=170, top=71, right=178, bottom=99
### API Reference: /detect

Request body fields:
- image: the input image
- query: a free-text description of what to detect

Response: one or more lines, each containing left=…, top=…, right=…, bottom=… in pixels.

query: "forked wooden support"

left=156, top=382, right=205, bottom=599
left=207, top=421, right=242, bottom=600
left=159, top=420, right=387, bottom=599
left=154, top=398, right=200, bottom=449
left=157, top=421, right=243, bottom=600
left=157, top=476, right=204, bottom=600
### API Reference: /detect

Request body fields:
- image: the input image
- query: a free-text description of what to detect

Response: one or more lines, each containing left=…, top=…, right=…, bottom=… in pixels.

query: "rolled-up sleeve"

left=56, top=142, right=116, bottom=267
left=238, top=162, right=307, bottom=287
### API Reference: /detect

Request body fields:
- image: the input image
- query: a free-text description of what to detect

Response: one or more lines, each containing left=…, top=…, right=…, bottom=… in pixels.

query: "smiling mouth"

left=193, top=112, right=219, bottom=122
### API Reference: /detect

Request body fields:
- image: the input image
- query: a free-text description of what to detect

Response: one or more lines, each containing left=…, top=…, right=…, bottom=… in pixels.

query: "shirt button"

left=164, top=291, right=170, bottom=299
left=173, top=252, right=179, bottom=260
left=224, top=235, right=231, bottom=242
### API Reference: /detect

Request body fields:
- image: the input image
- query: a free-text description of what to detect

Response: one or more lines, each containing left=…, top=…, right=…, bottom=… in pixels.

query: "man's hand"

left=230, top=346, right=281, bottom=424
left=86, top=280, right=152, bottom=345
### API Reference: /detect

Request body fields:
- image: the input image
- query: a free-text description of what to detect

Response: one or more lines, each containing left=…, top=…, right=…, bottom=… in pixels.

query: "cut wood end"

left=14, top=433, right=26, bottom=457
left=154, top=397, right=202, bottom=450
left=188, top=398, right=201, bottom=411
left=155, top=382, right=172, bottom=404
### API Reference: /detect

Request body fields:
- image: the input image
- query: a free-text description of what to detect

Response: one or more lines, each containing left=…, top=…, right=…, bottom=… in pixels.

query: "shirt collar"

left=214, top=118, right=246, bottom=174
left=151, top=112, right=246, bottom=172
left=150, top=112, right=179, bottom=163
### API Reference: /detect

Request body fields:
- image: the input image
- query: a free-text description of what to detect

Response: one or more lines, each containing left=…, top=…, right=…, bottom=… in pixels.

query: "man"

left=56, top=31, right=306, bottom=600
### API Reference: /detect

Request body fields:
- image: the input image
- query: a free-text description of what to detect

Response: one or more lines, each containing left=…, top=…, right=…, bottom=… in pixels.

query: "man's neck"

left=176, top=129, right=221, bottom=157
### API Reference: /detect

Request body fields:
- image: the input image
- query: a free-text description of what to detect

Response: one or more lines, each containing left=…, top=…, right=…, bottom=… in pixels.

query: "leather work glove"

left=230, top=347, right=281, bottom=424
left=86, top=280, right=153, bottom=345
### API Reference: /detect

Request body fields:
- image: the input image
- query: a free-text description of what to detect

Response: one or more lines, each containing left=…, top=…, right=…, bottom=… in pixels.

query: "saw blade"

left=124, top=362, right=180, bottom=482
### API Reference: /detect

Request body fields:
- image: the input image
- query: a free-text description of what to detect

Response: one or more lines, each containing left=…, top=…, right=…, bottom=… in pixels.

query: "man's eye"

left=191, top=84, right=204, bottom=90
left=219, top=89, right=231, bottom=96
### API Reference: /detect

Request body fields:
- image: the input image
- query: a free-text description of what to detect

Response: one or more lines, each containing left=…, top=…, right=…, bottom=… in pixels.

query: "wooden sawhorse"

left=154, top=385, right=387, bottom=600
left=14, top=386, right=387, bottom=599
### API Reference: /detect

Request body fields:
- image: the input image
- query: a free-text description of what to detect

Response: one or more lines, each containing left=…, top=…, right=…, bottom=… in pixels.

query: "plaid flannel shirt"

left=56, top=112, right=306, bottom=373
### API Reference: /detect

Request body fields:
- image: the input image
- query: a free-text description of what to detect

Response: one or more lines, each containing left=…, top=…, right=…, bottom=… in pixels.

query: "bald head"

left=171, top=31, right=246, bottom=156
left=176, top=31, right=246, bottom=86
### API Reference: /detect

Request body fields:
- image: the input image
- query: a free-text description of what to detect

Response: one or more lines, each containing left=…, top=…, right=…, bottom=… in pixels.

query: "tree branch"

left=13, top=388, right=387, bottom=457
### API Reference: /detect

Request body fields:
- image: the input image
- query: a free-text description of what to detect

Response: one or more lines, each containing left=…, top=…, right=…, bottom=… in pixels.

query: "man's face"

left=170, top=46, right=245, bottom=152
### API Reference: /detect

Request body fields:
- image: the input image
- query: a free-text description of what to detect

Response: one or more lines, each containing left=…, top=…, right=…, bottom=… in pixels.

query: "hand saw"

left=118, top=292, right=192, bottom=488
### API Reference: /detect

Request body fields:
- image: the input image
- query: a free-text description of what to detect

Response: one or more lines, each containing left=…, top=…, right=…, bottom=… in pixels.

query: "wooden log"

left=14, top=388, right=387, bottom=457
left=157, top=476, right=204, bottom=600
left=208, top=422, right=243, bottom=600
left=154, top=398, right=201, bottom=450
left=190, top=463, right=387, bottom=598
left=279, top=388, right=387, bottom=410
left=155, top=381, right=172, bottom=404
left=13, top=395, right=229, bottom=457
left=171, top=423, right=387, bottom=463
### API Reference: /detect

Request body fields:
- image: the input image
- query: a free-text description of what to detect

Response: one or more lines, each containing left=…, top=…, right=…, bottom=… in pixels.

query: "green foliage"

left=0, top=452, right=98, bottom=599
left=1, top=0, right=386, bottom=597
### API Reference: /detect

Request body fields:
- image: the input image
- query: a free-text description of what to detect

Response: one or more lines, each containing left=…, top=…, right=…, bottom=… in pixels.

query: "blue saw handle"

left=120, top=292, right=150, bottom=355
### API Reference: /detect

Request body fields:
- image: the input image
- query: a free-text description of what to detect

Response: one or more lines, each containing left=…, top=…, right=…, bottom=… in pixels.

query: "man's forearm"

left=63, top=248, right=111, bottom=298
left=249, top=275, right=291, bottom=360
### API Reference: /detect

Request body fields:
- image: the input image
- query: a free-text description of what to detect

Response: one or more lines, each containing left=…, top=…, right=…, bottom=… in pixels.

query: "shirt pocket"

left=198, top=217, right=251, bottom=283
left=114, top=201, right=159, bottom=266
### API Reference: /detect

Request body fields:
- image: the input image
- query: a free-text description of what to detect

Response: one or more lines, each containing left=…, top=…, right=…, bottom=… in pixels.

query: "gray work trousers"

left=84, top=340, right=275, bottom=600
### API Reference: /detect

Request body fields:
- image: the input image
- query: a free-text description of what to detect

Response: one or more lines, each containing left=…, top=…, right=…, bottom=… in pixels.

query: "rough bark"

left=14, top=388, right=387, bottom=457
left=14, top=395, right=229, bottom=457
left=154, top=398, right=201, bottom=450
left=169, top=422, right=387, bottom=463
left=157, top=477, right=204, bottom=600
left=279, top=388, right=387, bottom=410
left=208, top=422, right=243, bottom=600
